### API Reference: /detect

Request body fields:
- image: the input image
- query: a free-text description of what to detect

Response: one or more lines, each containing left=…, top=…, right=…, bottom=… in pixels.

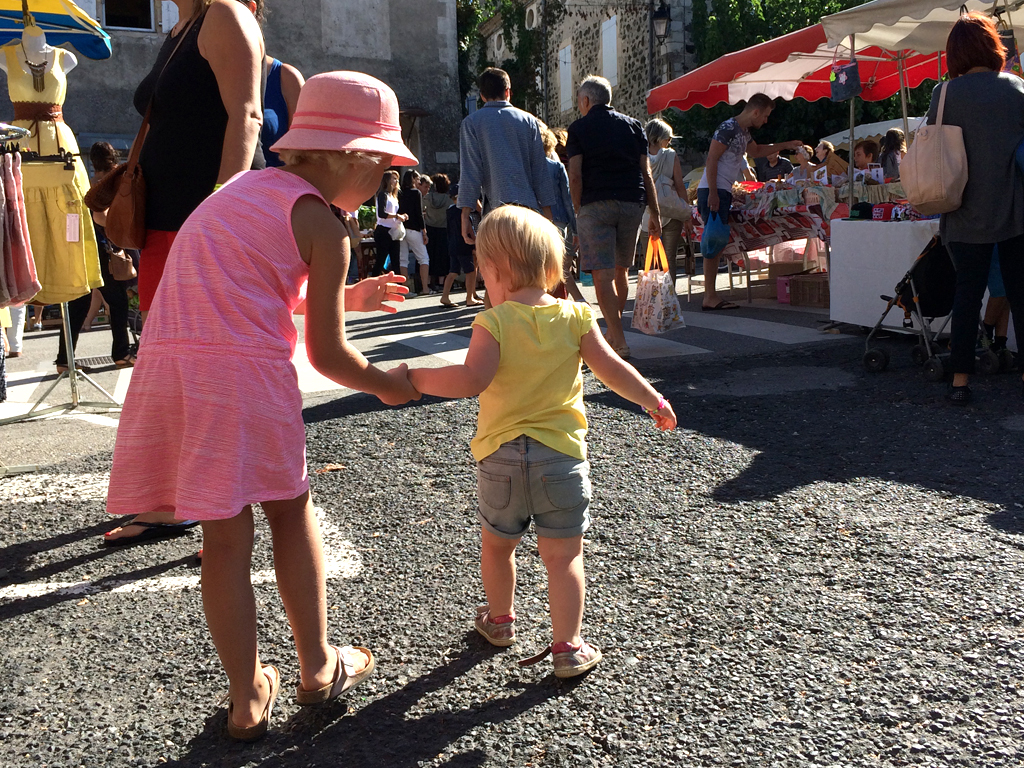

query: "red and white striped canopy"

left=647, top=24, right=946, bottom=114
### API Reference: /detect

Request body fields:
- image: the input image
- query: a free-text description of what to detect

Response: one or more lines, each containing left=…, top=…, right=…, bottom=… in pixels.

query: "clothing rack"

left=0, top=147, right=121, bottom=427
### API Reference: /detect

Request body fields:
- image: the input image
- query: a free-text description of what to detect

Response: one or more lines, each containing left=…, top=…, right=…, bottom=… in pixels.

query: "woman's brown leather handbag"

left=83, top=14, right=199, bottom=249
left=106, top=242, right=138, bottom=282
left=101, top=136, right=147, bottom=249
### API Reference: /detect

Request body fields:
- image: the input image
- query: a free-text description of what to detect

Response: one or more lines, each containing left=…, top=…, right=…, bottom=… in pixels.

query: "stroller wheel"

left=924, top=357, right=945, bottom=382
left=863, top=348, right=889, bottom=372
left=911, top=344, right=929, bottom=366
left=999, top=348, right=1016, bottom=372
left=978, top=350, right=1000, bottom=376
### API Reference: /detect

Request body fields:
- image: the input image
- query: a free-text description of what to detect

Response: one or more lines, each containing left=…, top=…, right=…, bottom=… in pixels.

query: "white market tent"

left=822, top=0, right=1024, bottom=54
left=821, top=117, right=925, bottom=150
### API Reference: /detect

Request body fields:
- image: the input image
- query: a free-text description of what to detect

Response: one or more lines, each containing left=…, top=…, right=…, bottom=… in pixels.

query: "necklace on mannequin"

left=19, top=42, right=47, bottom=93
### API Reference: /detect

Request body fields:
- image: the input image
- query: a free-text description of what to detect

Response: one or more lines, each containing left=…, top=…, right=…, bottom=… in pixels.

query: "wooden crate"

left=789, top=273, right=830, bottom=308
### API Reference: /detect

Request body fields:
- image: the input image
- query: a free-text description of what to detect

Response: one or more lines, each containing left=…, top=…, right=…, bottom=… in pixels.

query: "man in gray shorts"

left=567, top=75, right=660, bottom=359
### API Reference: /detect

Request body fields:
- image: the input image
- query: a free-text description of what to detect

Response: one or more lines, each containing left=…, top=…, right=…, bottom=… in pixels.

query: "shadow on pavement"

left=301, top=391, right=431, bottom=425
left=584, top=372, right=1021, bottom=516
left=160, top=636, right=562, bottom=768
left=0, top=555, right=194, bottom=621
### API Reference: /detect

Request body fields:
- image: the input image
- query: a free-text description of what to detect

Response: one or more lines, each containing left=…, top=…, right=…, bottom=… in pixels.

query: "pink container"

left=777, top=276, right=792, bottom=304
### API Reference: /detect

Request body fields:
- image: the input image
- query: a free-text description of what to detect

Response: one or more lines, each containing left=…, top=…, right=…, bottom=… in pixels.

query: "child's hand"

left=378, top=363, right=421, bottom=406
left=650, top=400, right=677, bottom=431
left=347, top=272, right=409, bottom=314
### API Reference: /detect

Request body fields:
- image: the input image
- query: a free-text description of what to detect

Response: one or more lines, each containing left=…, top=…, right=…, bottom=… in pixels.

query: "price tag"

left=66, top=213, right=80, bottom=242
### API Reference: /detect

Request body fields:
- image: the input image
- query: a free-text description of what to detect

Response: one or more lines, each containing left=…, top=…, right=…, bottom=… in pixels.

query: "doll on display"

left=0, top=12, right=100, bottom=305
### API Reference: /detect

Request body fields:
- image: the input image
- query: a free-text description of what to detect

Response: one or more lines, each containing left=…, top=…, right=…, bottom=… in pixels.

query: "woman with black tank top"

left=130, top=0, right=264, bottom=317
left=104, top=0, right=265, bottom=546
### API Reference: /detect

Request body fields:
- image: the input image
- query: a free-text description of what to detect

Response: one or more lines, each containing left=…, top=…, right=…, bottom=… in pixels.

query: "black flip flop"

left=103, top=519, right=200, bottom=547
left=702, top=300, right=740, bottom=312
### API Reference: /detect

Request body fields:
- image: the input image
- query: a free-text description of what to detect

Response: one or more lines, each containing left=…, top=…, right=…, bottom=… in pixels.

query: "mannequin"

left=0, top=15, right=101, bottom=306
left=0, top=25, right=78, bottom=82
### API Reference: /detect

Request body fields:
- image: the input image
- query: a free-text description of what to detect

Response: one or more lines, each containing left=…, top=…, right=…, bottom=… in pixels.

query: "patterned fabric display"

left=632, top=237, right=684, bottom=336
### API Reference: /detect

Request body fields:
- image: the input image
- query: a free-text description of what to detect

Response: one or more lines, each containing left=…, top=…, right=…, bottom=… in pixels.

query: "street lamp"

left=653, top=1, right=671, bottom=46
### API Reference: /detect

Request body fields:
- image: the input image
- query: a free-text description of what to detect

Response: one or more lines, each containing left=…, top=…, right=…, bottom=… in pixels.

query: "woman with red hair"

left=930, top=12, right=1024, bottom=405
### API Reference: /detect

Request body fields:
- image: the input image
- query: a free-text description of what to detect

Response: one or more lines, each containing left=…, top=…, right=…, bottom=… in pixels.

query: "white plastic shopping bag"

left=632, top=236, right=684, bottom=336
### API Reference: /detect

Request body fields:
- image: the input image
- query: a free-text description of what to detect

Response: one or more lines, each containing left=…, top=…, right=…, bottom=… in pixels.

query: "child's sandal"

left=518, top=640, right=602, bottom=678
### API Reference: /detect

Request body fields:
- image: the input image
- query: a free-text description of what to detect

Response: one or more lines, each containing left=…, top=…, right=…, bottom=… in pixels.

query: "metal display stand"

left=0, top=130, right=121, bottom=426
left=0, top=301, right=121, bottom=426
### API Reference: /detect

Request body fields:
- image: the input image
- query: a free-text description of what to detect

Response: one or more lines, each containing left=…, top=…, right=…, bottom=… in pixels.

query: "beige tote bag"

left=901, top=82, right=968, bottom=215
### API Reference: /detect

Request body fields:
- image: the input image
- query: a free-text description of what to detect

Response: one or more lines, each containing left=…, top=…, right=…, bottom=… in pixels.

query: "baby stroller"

left=862, top=236, right=957, bottom=380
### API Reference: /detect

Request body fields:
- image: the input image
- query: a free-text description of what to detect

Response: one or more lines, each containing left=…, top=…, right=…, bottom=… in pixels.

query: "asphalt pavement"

left=1, top=282, right=1023, bottom=767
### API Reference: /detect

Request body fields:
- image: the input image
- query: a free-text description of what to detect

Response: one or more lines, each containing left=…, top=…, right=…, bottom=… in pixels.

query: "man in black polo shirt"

left=567, top=75, right=660, bottom=360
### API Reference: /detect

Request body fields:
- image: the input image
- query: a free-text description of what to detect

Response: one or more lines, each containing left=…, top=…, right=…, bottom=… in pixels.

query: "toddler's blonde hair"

left=475, top=206, right=564, bottom=292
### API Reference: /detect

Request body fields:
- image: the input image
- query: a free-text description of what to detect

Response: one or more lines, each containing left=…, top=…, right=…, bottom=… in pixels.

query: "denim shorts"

left=696, top=188, right=733, bottom=226
left=477, top=436, right=592, bottom=539
left=577, top=200, right=645, bottom=273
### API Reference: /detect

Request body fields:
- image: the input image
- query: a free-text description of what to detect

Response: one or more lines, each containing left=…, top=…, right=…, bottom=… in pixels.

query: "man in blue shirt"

left=457, top=68, right=555, bottom=245
left=567, top=75, right=660, bottom=359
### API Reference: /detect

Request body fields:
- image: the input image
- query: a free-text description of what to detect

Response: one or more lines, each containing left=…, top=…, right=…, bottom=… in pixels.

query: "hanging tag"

left=66, top=213, right=80, bottom=242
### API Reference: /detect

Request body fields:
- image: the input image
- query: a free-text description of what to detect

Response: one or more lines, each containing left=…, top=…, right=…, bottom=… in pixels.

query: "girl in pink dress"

left=106, top=72, right=420, bottom=741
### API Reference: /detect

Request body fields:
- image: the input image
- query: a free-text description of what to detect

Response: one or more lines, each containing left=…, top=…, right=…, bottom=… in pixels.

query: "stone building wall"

left=0, top=0, right=462, bottom=175
left=543, top=5, right=646, bottom=129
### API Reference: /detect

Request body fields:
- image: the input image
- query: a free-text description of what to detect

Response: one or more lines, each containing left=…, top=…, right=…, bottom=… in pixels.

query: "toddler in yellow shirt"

left=409, top=206, right=676, bottom=678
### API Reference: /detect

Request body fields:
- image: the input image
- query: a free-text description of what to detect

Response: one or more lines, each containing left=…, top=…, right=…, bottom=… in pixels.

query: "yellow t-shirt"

left=471, top=299, right=594, bottom=462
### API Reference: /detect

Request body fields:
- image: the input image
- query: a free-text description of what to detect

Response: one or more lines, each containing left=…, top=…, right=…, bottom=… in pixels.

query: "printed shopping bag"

left=1000, top=26, right=1023, bottom=78
left=632, top=237, right=684, bottom=336
left=829, top=61, right=862, bottom=102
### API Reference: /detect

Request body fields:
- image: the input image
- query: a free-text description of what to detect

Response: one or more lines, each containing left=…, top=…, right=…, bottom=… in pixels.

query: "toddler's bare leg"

left=200, top=507, right=269, bottom=729
left=538, top=535, right=585, bottom=646
left=480, top=527, right=519, bottom=616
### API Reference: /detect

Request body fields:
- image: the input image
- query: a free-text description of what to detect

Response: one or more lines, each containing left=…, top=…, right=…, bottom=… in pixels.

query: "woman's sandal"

left=226, top=665, right=279, bottom=742
left=518, top=640, right=602, bottom=678
left=296, top=645, right=375, bottom=705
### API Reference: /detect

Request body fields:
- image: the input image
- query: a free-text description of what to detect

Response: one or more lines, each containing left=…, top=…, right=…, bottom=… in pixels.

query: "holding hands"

left=378, top=363, right=421, bottom=406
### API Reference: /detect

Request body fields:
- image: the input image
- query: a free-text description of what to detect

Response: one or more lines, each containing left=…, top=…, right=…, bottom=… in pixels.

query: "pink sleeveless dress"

left=107, top=168, right=321, bottom=520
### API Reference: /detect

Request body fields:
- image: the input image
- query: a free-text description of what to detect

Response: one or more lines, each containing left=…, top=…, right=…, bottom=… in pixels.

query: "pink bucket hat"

left=270, top=71, right=418, bottom=166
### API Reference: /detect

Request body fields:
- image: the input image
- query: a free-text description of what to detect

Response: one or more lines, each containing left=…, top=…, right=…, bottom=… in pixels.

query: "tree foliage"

left=456, top=0, right=566, bottom=115
left=672, top=0, right=938, bottom=153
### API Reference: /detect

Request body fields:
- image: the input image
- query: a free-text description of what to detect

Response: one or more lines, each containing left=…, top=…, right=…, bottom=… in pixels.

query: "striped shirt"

left=457, top=101, right=556, bottom=213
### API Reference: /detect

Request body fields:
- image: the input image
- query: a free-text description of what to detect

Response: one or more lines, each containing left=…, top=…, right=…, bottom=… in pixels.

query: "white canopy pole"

left=848, top=34, right=856, bottom=209
left=898, top=52, right=911, bottom=139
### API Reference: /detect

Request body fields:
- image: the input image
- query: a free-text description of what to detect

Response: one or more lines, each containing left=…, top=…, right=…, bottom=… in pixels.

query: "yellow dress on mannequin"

left=2, top=43, right=100, bottom=304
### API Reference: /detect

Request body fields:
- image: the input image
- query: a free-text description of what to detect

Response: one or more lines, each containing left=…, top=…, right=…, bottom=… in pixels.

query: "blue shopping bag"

left=701, top=210, right=730, bottom=258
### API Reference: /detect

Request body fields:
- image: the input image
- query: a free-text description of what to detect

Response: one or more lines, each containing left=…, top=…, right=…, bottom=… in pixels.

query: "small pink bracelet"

left=644, top=396, right=668, bottom=416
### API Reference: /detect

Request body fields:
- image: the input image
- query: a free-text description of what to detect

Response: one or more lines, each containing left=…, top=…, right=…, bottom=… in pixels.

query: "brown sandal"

left=296, top=645, right=375, bottom=705
left=226, top=665, right=279, bottom=742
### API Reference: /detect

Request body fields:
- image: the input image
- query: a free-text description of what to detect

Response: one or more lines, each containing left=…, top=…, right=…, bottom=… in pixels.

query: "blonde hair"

left=277, top=148, right=383, bottom=175
left=645, top=118, right=674, bottom=146
left=475, top=206, right=564, bottom=292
